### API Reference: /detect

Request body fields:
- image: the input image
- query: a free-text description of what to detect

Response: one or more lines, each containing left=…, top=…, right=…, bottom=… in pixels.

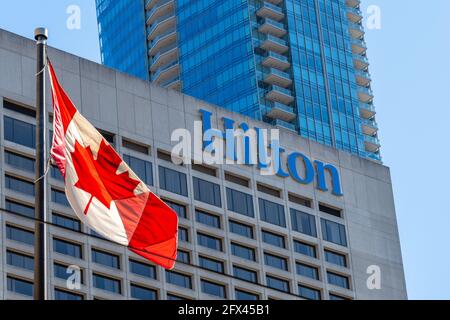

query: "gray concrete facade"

left=0, top=29, right=407, bottom=300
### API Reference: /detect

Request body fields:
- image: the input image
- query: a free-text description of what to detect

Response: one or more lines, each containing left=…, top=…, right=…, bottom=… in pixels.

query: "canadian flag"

left=48, top=61, right=178, bottom=269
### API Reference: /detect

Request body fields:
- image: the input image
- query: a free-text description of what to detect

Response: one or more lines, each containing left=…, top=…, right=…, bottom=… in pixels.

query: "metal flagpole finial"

left=34, top=27, right=48, bottom=42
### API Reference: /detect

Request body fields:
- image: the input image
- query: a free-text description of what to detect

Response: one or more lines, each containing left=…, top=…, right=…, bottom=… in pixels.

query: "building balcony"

left=364, top=134, right=381, bottom=152
left=348, top=22, right=364, bottom=39
left=266, top=84, right=295, bottom=105
left=148, top=27, right=177, bottom=55
left=359, top=102, right=376, bottom=119
left=350, top=38, right=367, bottom=55
left=259, top=34, right=289, bottom=54
left=262, top=51, right=290, bottom=70
left=149, top=43, right=178, bottom=71
left=347, top=7, right=363, bottom=23
left=354, top=69, right=371, bottom=87
left=346, top=0, right=361, bottom=8
left=146, top=14, right=176, bottom=41
left=258, top=18, right=287, bottom=37
left=152, top=60, right=179, bottom=84
left=146, top=0, right=175, bottom=26
left=269, top=118, right=296, bottom=132
left=263, top=68, right=292, bottom=87
left=353, top=53, right=369, bottom=70
left=361, top=118, right=378, bottom=135
left=264, top=102, right=296, bottom=122
left=257, top=2, right=285, bottom=21
left=160, top=76, right=181, bottom=91
left=357, top=86, right=374, bottom=103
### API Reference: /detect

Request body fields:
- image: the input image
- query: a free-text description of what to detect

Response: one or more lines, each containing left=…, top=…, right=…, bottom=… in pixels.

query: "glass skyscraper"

left=96, top=0, right=380, bottom=161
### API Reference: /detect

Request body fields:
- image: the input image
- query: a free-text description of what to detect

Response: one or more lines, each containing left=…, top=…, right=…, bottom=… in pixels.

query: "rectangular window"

left=293, top=241, right=316, bottom=258
left=166, top=271, right=192, bottom=289
left=195, top=210, right=221, bottom=229
left=167, top=294, right=185, bottom=300
left=266, top=275, right=289, bottom=293
left=192, top=164, right=216, bottom=177
left=5, top=151, right=35, bottom=172
left=233, top=266, right=257, bottom=283
left=257, top=183, right=280, bottom=197
left=165, top=200, right=187, bottom=219
left=122, top=138, right=149, bottom=155
left=130, top=284, right=157, bottom=300
left=262, top=230, right=285, bottom=248
left=193, top=177, right=221, bottom=207
left=259, top=199, right=286, bottom=227
left=264, top=253, right=288, bottom=271
left=329, top=294, right=350, bottom=300
left=159, top=166, right=188, bottom=196
left=177, top=250, right=190, bottom=264
left=4, top=100, right=36, bottom=117
left=54, top=263, right=83, bottom=283
left=325, top=250, right=347, bottom=267
left=319, top=204, right=342, bottom=218
left=93, top=274, right=121, bottom=294
left=51, top=166, right=64, bottom=181
left=123, top=154, right=153, bottom=186
left=226, top=188, right=254, bottom=217
left=231, top=243, right=255, bottom=261
left=7, top=276, right=33, bottom=296
left=290, top=209, right=317, bottom=237
left=92, top=249, right=120, bottom=269
left=6, top=225, right=34, bottom=245
left=54, top=289, right=83, bottom=300
left=298, top=285, right=321, bottom=300
left=321, top=219, right=347, bottom=247
left=53, top=238, right=82, bottom=259
left=178, top=227, right=189, bottom=242
left=235, top=289, right=259, bottom=300
left=51, top=189, right=70, bottom=206
left=199, top=256, right=224, bottom=273
left=4, top=116, right=36, bottom=148
left=52, top=213, right=81, bottom=231
left=296, top=263, right=319, bottom=280
left=225, top=172, right=249, bottom=187
left=197, top=233, right=222, bottom=251
left=5, top=175, right=34, bottom=196
left=201, top=280, right=226, bottom=298
left=5, top=199, right=34, bottom=218
left=229, top=220, right=253, bottom=239
left=129, top=260, right=156, bottom=279
left=288, top=193, right=312, bottom=208
left=98, top=129, right=114, bottom=144
left=6, top=250, right=34, bottom=271
left=327, top=272, right=350, bottom=289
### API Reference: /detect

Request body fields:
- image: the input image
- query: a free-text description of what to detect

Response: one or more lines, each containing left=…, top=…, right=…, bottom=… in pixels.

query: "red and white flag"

left=48, top=61, right=178, bottom=269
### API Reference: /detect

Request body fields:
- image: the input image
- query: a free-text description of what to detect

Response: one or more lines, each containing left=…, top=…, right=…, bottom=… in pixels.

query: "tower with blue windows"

left=96, top=0, right=380, bottom=161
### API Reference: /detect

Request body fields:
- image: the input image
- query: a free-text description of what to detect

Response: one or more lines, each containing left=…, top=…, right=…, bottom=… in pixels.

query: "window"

left=327, top=272, right=350, bottom=289
left=167, top=293, right=185, bottom=300
left=192, top=164, right=216, bottom=177
left=197, top=233, right=222, bottom=251
left=129, top=260, right=156, bottom=279
left=225, top=172, right=249, bottom=187
left=92, top=249, right=120, bottom=269
left=51, top=166, right=64, bottom=181
left=52, top=213, right=81, bottom=231
left=233, top=266, right=257, bottom=283
left=7, top=250, right=34, bottom=271
left=5, top=199, right=34, bottom=218
left=123, top=154, right=153, bottom=186
left=4, top=116, right=35, bottom=148
left=290, top=209, right=317, bottom=237
left=266, top=275, right=289, bottom=293
left=298, top=285, right=321, bottom=300
left=98, top=129, right=115, bottom=144
left=199, top=256, right=224, bottom=273
left=319, top=204, right=342, bottom=218
left=51, top=189, right=70, bottom=206
left=130, top=284, right=157, bottom=300
left=178, top=227, right=189, bottom=242
left=196, top=210, right=221, bottom=229
left=55, top=289, right=83, bottom=300
left=235, top=289, right=259, bottom=300
left=165, top=200, right=187, bottom=219
left=229, top=220, right=253, bottom=239
left=201, top=280, right=226, bottom=298
left=231, top=243, right=255, bottom=261
left=226, top=188, right=254, bottom=217
left=53, top=238, right=82, bottom=259
left=4, top=100, right=36, bottom=117
left=7, top=276, right=33, bottom=296
left=296, top=263, right=319, bottom=280
left=329, top=294, right=350, bottom=300
left=5, top=175, right=34, bottom=196
left=177, top=250, right=190, bottom=264
left=93, top=274, right=121, bottom=294
left=159, top=166, right=188, bottom=196
left=264, top=253, right=288, bottom=271
left=293, top=241, right=316, bottom=258
left=6, top=225, right=34, bottom=245
left=193, top=177, right=221, bottom=207
left=122, top=138, right=149, bottom=155
left=257, top=183, right=280, bottom=197
left=259, top=199, right=286, bottom=227
left=5, top=151, right=35, bottom=172
left=166, top=271, right=192, bottom=289
left=325, top=250, right=347, bottom=267
left=288, top=193, right=312, bottom=208
left=262, top=230, right=285, bottom=248
left=54, top=263, right=83, bottom=283
left=321, top=219, right=347, bottom=247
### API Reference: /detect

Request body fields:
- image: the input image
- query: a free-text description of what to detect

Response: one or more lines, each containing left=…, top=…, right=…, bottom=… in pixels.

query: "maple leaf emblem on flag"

left=71, top=139, right=141, bottom=214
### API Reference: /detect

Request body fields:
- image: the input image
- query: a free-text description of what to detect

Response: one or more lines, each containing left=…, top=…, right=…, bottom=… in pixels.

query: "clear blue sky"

left=0, top=0, right=449, bottom=300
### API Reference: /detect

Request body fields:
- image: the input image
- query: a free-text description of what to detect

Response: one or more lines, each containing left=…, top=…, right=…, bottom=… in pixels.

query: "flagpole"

left=34, top=27, right=48, bottom=300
